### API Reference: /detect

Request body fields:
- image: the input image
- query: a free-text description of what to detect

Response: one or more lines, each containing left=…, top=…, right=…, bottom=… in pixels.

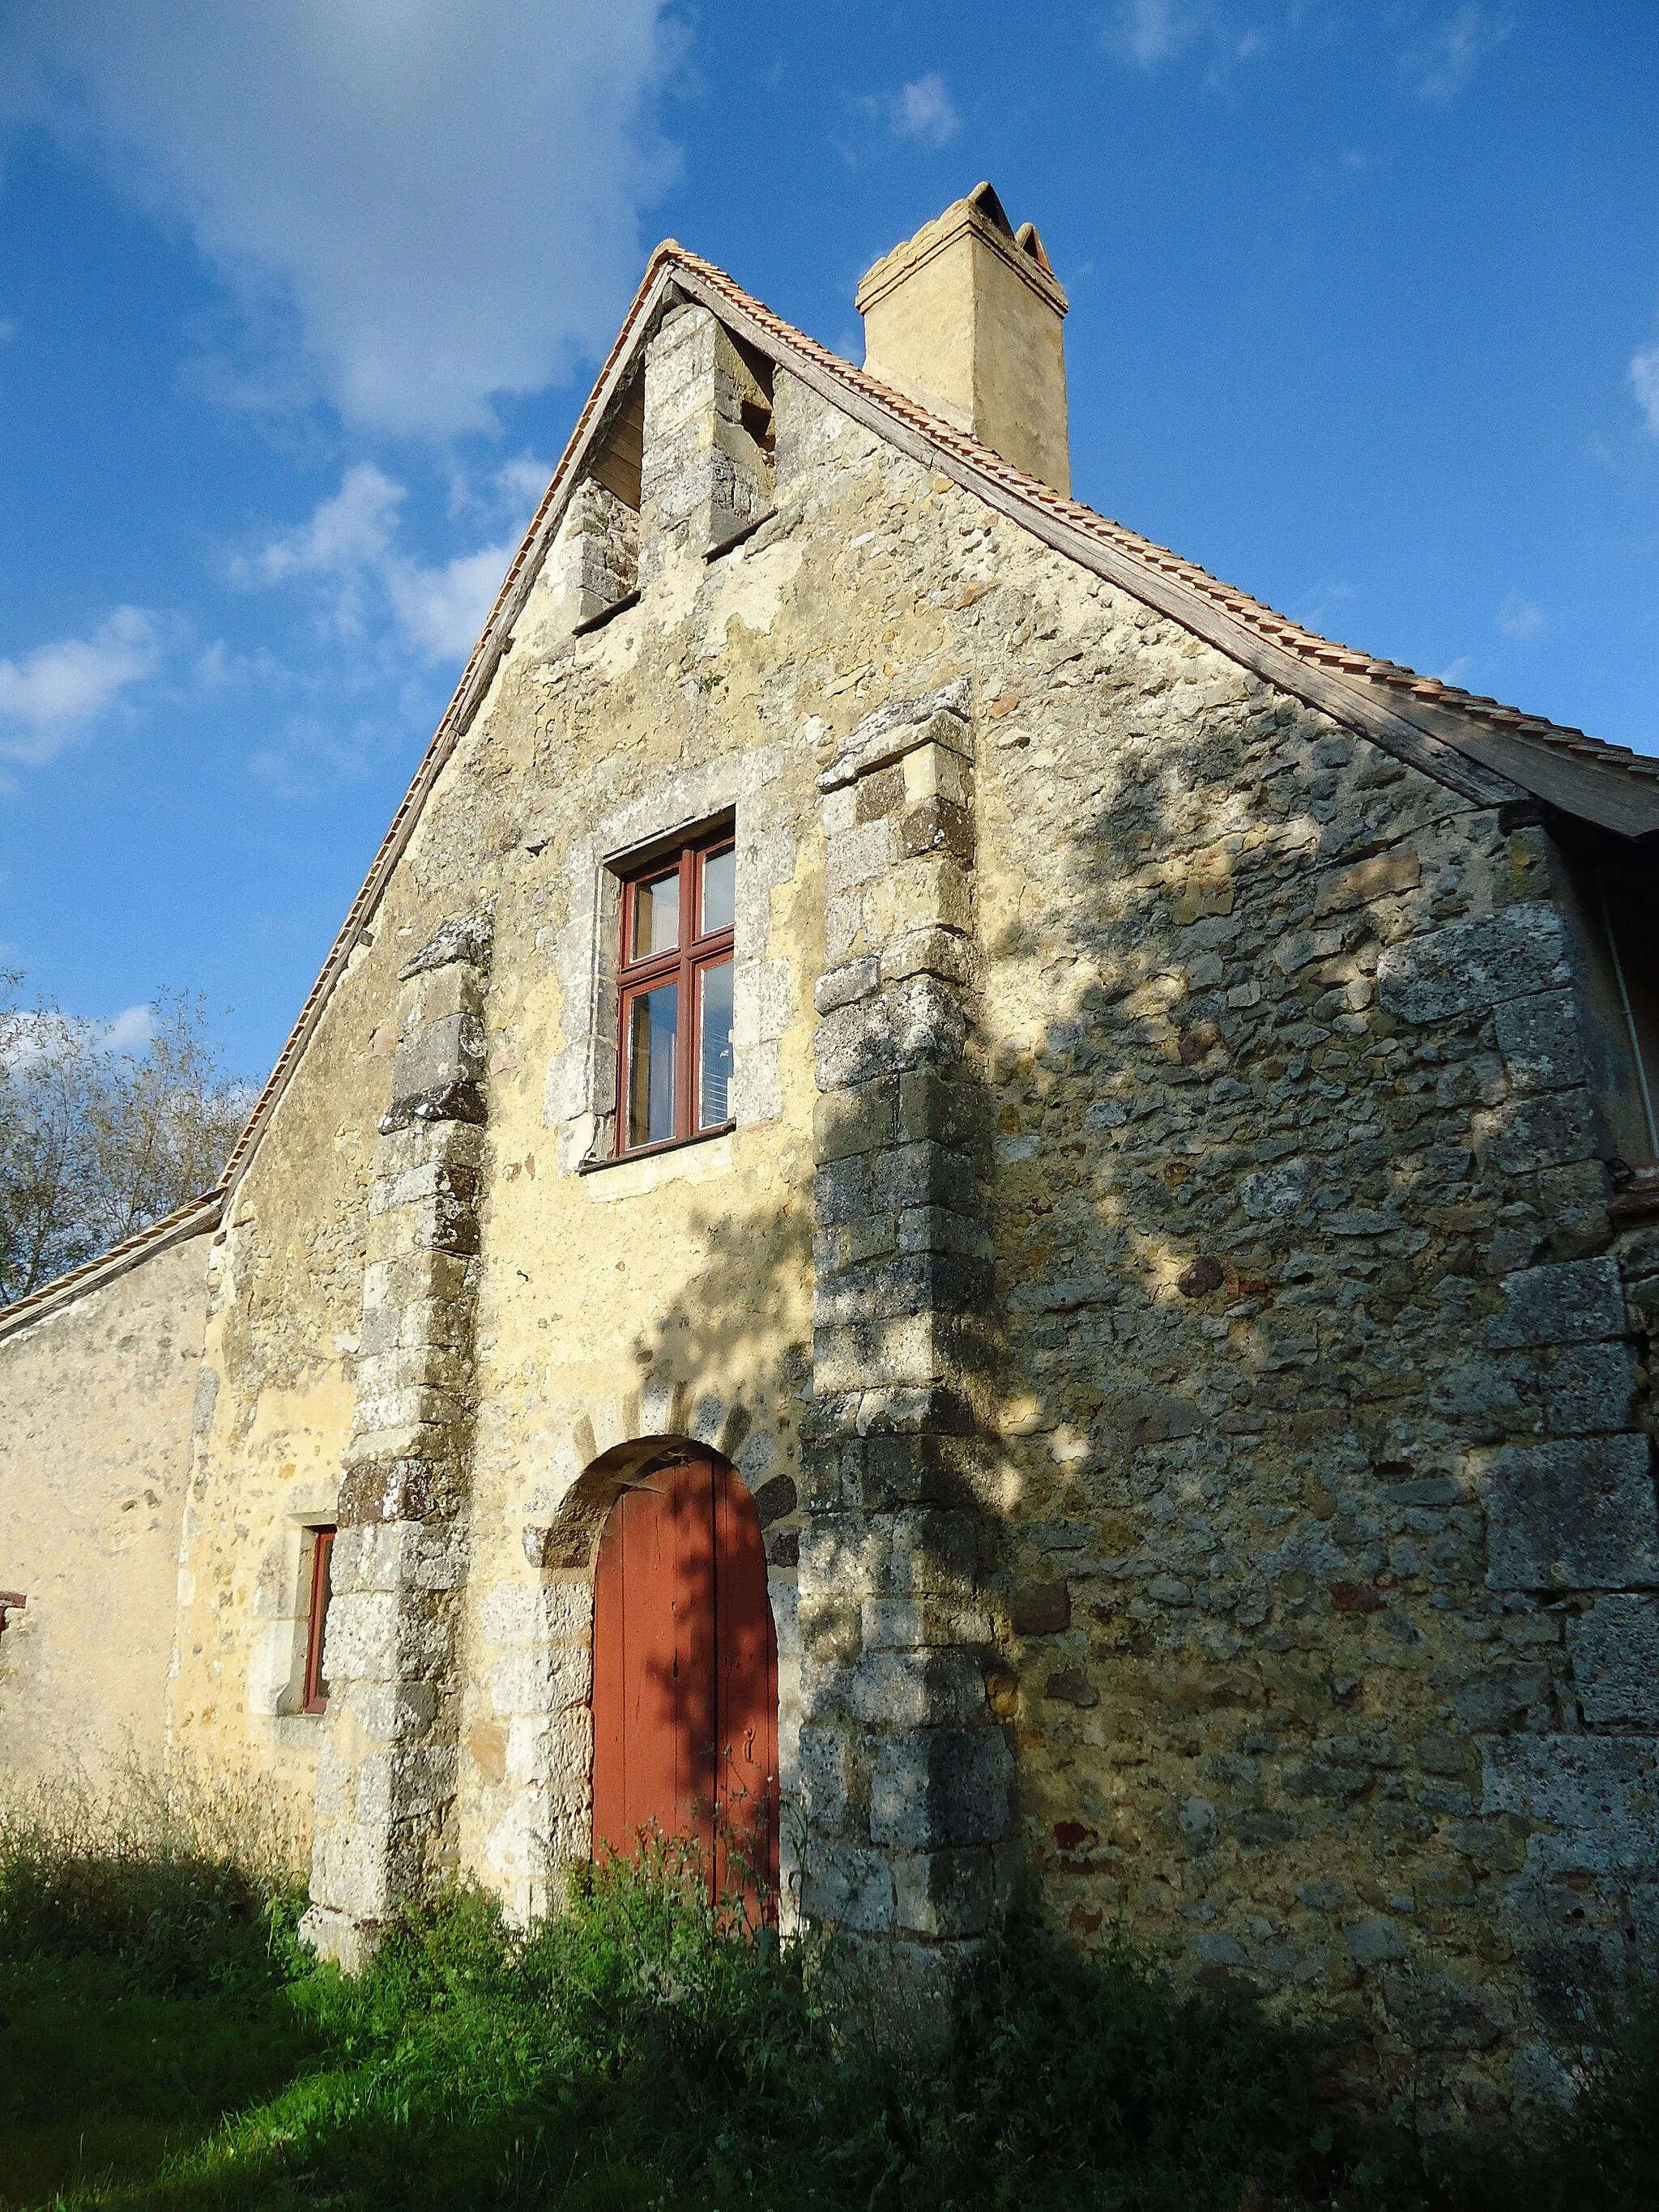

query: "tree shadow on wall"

left=964, top=568, right=1610, bottom=2116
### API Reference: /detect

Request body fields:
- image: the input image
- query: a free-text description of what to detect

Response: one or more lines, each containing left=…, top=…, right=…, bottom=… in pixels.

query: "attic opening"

left=589, top=373, right=644, bottom=512
left=1556, top=829, right=1659, bottom=1169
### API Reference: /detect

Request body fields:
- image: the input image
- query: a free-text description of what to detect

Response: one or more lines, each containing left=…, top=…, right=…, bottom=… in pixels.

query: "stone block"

left=1494, top=990, right=1591, bottom=1094
left=897, top=1066, right=981, bottom=1148
left=886, top=1508, right=979, bottom=1596
left=1568, top=1595, right=1659, bottom=1725
left=816, top=684, right=972, bottom=791
left=1009, top=1583, right=1071, bottom=1636
left=397, top=907, right=493, bottom=980
left=488, top=1644, right=591, bottom=1716
left=1313, top=849, right=1422, bottom=917
left=847, top=1434, right=967, bottom=1511
left=1382, top=1971, right=1507, bottom=2052
left=390, top=1011, right=486, bottom=1105
left=813, top=1078, right=898, bottom=1161
left=862, top=1596, right=992, bottom=1649
left=1376, top=903, right=1571, bottom=1025
left=1486, top=1434, right=1659, bottom=1591
left=872, top=1140, right=976, bottom=1215
left=814, top=1251, right=988, bottom=1328
left=1482, top=1736, right=1659, bottom=1876
left=1346, top=1916, right=1409, bottom=1967
left=814, top=957, right=880, bottom=1013
left=334, top=1520, right=468, bottom=1595
left=801, top=1846, right=895, bottom=1933
left=346, top=1681, right=441, bottom=1744
left=900, top=795, right=974, bottom=864
left=892, top=1844, right=995, bottom=1938
left=797, top=1726, right=851, bottom=1830
left=337, top=1458, right=455, bottom=1528
left=813, top=978, right=967, bottom=1091
left=842, top=1651, right=987, bottom=1728
left=1544, top=1342, right=1640, bottom=1435
left=1450, top=1663, right=1551, bottom=1733
left=825, top=818, right=898, bottom=893
left=812, top=1154, right=869, bottom=1226
left=1487, top=1258, right=1626, bottom=1350
left=879, top=926, right=976, bottom=990
left=870, top=1727, right=1012, bottom=1848
left=895, top=1205, right=991, bottom=1259
left=1473, top=1092, right=1597, bottom=1175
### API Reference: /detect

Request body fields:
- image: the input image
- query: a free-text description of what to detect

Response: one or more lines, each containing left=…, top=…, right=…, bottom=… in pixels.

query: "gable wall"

left=126, top=313, right=1654, bottom=2108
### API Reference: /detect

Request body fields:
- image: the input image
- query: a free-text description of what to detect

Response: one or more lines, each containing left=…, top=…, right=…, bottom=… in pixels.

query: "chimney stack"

left=855, top=183, right=1070, bottom=495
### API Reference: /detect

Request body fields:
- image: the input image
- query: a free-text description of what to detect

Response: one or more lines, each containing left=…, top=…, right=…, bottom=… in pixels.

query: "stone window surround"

left=256, top=1489, right=343, bottom=1745
left=540, top=742, right=798, bottom=1175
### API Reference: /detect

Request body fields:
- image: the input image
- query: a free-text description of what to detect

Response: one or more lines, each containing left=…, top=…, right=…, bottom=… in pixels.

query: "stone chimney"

left=855, top=183, right=1070, bottom=495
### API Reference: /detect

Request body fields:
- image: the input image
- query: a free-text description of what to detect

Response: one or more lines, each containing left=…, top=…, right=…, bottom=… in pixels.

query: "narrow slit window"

left=616, top=829, right=736, bottom=1155
left=302, top=1526, right=336, bottom=1715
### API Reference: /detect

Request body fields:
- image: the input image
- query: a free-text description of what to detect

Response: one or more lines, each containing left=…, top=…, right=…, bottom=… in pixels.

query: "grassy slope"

left=0, top=1814, right=1655, bottom=2212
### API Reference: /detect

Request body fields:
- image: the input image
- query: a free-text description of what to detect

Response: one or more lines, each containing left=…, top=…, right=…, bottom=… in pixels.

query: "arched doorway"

left=591, top=1450, right=778, bottom=1914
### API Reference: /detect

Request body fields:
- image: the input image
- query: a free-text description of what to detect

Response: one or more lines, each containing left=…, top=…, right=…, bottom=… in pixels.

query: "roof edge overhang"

left=0, top=1193, right=222, bottom=1348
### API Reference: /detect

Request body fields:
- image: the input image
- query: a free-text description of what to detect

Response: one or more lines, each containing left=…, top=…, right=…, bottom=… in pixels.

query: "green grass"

left=2, top=1791, right=1656, bottom=2212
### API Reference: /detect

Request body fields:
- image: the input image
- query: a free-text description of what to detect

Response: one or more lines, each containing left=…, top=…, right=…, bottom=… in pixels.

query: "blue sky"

left=1, top=1, right=1656, bottom=1078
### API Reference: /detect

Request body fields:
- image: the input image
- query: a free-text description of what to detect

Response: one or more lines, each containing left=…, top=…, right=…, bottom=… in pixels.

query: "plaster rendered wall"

left=0, top=1234, right=211, bottom=1785
left=168, top=839, right=469, bottom=1823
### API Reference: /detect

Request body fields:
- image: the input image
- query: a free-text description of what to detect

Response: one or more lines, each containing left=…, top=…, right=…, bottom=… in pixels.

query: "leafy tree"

left=0, top=977, right=252, bottom=1304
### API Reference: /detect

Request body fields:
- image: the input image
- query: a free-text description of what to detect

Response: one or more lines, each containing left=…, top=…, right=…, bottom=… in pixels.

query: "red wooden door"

left=591, top=1454, right=778, bottom=1913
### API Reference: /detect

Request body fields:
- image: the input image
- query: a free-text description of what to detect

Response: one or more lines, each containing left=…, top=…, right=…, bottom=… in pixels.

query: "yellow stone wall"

left=0, top=1233, right=211, bottom=1785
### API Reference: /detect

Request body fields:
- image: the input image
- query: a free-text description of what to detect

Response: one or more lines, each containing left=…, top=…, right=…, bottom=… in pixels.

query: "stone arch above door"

left=475, top=1394, right=803, bottom=1929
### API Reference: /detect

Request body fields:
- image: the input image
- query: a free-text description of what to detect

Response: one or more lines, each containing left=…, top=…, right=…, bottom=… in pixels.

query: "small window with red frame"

left=302, top=1526, right=336, bottom=1715
left=616, top=831, right=735, bottom=1155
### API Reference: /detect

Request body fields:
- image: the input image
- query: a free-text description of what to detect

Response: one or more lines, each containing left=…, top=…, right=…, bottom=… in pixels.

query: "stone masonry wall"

left=966, top=595, right=1657, bottom=2115
left=798, top=677, right=1013, bottom=1984
left=302, top=910, right=493, bottom=1967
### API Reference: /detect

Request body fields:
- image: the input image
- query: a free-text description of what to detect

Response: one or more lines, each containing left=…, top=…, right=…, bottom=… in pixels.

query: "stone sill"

left=579, top=1125, right=736, bottom=1201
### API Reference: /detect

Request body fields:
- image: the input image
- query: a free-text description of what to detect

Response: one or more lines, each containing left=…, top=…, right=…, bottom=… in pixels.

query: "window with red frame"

left=615, top=831, right=736, bottom=1155
left=302, top=1526, right=336, bottom=1715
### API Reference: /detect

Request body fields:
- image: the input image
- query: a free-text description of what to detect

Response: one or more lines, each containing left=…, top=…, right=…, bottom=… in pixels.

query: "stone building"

left=3, top=185, right=1658, bottom=2112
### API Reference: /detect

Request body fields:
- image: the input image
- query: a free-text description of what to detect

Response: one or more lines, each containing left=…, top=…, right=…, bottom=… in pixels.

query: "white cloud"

left=386, top=543, right=513, bottom=662
left=249, top=463, right=404, bottom=587
left=1112, top=0, right=1199, bottom=67
left=1631, top=343, right=1659, bottom=436
left=1496, top=592, right=1545, bottom=642
left=0, top=607, right=164, bottom=765
left=239, top=466, right=515, bottom=663
left=2, top=1001, right=151, bottom=1068
left=0, top=1, right=678, bottom=437
left=888, top=75, right=962, bottom=147
left=100, top=1002, right=154, bottom=1053
left=1401, top=4, right=1514, bottom=103
left=850, top=71, right=962, bottom=156
left=0, top=317, right=15, bottom=344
